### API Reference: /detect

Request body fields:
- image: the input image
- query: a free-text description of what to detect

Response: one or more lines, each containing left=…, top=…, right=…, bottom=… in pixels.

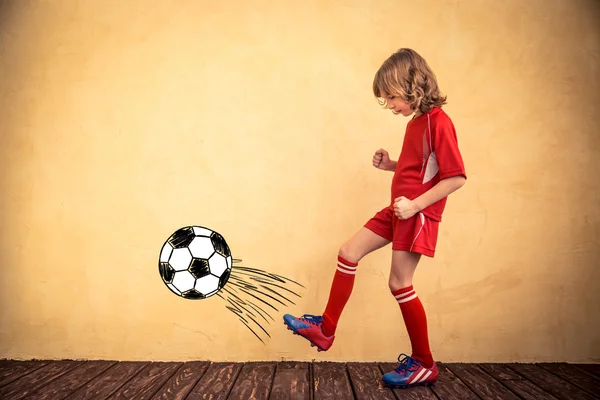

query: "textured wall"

left=1, top=0, right=598, bottom=362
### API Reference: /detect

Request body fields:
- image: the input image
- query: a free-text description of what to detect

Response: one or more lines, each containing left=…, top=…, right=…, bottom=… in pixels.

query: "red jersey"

left=390, top=107, right=466, bottom=222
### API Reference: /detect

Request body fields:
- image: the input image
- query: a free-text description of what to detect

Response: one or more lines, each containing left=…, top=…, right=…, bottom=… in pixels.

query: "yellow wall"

left=1, top=0, right=598, bottom=363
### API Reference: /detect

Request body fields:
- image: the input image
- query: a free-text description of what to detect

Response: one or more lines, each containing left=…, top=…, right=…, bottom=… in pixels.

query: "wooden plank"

left=508, top=363, right=596, bottom=400
left=269, top=362, right=311, bottom=400
left=538, top=363, right=600, bottom=398
left=312, top=362, right=353, bottom=400
left=28, top=361, right=116, bottom=400
left=378, top=363, right=438, bottom=399
left=574, top=364, right=600, bottom=379
left=0, top=361, right=49, bottom=388
left=479, top=363, right=523, bottom=380
left=150, top=361, right=210, bottom=400
left=64, top=361, right=148, bottom=400
left=346, top=363, right=395, bottom=400
left=479, top=364, right=559, bottom=400
left=445, top=363, right=520, bottom=400
left=0, top=360, right=81, bottom=400
left=186, top=362, right=242, bottom=399
left=227, top=362, right=275, bottom=400
left=108, top=362, right=182, bottom=400
left=429, top=362, right=479, bottom=400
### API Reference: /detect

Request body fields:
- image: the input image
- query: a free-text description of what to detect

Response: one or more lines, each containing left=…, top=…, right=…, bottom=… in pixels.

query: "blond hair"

left=373, top=48, right=447, bottom=114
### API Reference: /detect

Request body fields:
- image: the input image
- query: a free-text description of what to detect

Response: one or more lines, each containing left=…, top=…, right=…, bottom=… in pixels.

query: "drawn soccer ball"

left=158, top=226, right=232, bottom=299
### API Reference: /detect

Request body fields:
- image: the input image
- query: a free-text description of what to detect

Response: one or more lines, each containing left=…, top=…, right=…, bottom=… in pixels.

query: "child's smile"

left=385, top=95, right=413, bottom=117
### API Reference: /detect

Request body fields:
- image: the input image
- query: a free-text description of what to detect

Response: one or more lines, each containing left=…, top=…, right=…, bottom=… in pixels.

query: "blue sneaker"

left=382, top=354, right=438, bottom=388
left=283, top=314, right=334, bottom=351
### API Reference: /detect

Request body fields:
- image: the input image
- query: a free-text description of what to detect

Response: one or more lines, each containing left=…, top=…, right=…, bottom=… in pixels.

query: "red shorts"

left=364, top=206, right=439, bottom=257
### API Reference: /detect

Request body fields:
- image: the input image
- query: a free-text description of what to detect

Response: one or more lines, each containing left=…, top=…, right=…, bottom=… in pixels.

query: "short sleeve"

left=432, top=117, right=466, bottom=180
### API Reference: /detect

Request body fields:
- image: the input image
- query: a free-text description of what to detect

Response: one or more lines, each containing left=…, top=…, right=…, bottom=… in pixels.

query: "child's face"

left=384, top=94, right=413, bottom=117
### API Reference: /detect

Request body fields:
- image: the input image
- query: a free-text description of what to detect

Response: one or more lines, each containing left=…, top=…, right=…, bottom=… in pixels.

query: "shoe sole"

left=383, top=381, right=436, bottom=389
left=283, top=321, right=329, bottom=352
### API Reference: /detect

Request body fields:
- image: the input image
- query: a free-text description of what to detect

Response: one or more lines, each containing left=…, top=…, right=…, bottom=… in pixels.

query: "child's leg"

left=389, top=250, right=434, bottom=368
left=283, top=206, right=392, bottom=351
left=321, top=227, right=390, bottom=336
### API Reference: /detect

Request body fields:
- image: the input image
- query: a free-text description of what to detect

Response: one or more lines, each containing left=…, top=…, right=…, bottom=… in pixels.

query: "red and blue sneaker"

left=382, top=354, right=438, bottom=388
left=283, top=314, right=334, bottom=352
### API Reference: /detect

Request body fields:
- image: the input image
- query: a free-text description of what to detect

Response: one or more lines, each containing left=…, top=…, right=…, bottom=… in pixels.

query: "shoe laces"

left=394, top=354, right=420, bottom=375
left=300, top=314, right=323, bottom=326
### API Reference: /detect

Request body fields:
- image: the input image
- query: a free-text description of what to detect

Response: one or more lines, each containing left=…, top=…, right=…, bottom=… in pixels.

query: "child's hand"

left=373, top=149, right=392, bottom=170
left=394, top=196, right=419, bottom=220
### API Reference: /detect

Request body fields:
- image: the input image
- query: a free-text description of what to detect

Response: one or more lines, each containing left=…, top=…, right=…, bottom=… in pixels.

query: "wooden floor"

left=0, top=359, right=598, bottom=399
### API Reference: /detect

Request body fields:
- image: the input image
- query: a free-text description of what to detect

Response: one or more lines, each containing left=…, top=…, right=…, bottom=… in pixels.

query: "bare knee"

left=388, top=276, right=411, bottom=292
left=338, top=241, right=360, bottom=264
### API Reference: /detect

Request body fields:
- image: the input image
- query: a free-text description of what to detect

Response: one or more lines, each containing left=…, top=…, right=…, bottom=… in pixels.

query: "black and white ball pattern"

left=159, top=226, right=232, bottom=299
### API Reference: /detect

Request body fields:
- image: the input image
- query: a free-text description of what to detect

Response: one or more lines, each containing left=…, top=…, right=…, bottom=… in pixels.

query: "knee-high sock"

left=392, top=285, right=434, bottom=368
left=321, top=255, right=358, bottom=337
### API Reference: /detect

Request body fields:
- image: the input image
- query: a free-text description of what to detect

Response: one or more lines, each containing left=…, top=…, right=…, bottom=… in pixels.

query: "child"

left=283, top=48, right=466, bottom=388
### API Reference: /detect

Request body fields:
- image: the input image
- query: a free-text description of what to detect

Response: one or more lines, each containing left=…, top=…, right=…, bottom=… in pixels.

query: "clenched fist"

left=394, top=196, right=419, bottom=220
left=372, top=149, right=395, bottom=171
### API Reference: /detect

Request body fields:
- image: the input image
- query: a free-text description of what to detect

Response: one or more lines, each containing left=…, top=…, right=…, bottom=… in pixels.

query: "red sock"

left=321, top=255, right=358, bottom=337
left=392, top=285, right=434, bottom=368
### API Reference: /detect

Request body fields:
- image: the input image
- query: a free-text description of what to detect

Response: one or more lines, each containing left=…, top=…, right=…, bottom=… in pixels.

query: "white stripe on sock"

left=337, top=267, right=356, bottom=275
left=397, top=293, right=418, bottom=303
left=338, top=261, right=357, bottom=270
left=394, top=290, right=415, bottom=300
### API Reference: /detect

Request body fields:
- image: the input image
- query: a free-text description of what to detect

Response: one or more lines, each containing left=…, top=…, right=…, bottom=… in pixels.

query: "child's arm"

left=383, top=160, right=397, bottom=171
left=394, top=175, right=465, bottom=219
left=413, top=175, right=465, bottom=211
